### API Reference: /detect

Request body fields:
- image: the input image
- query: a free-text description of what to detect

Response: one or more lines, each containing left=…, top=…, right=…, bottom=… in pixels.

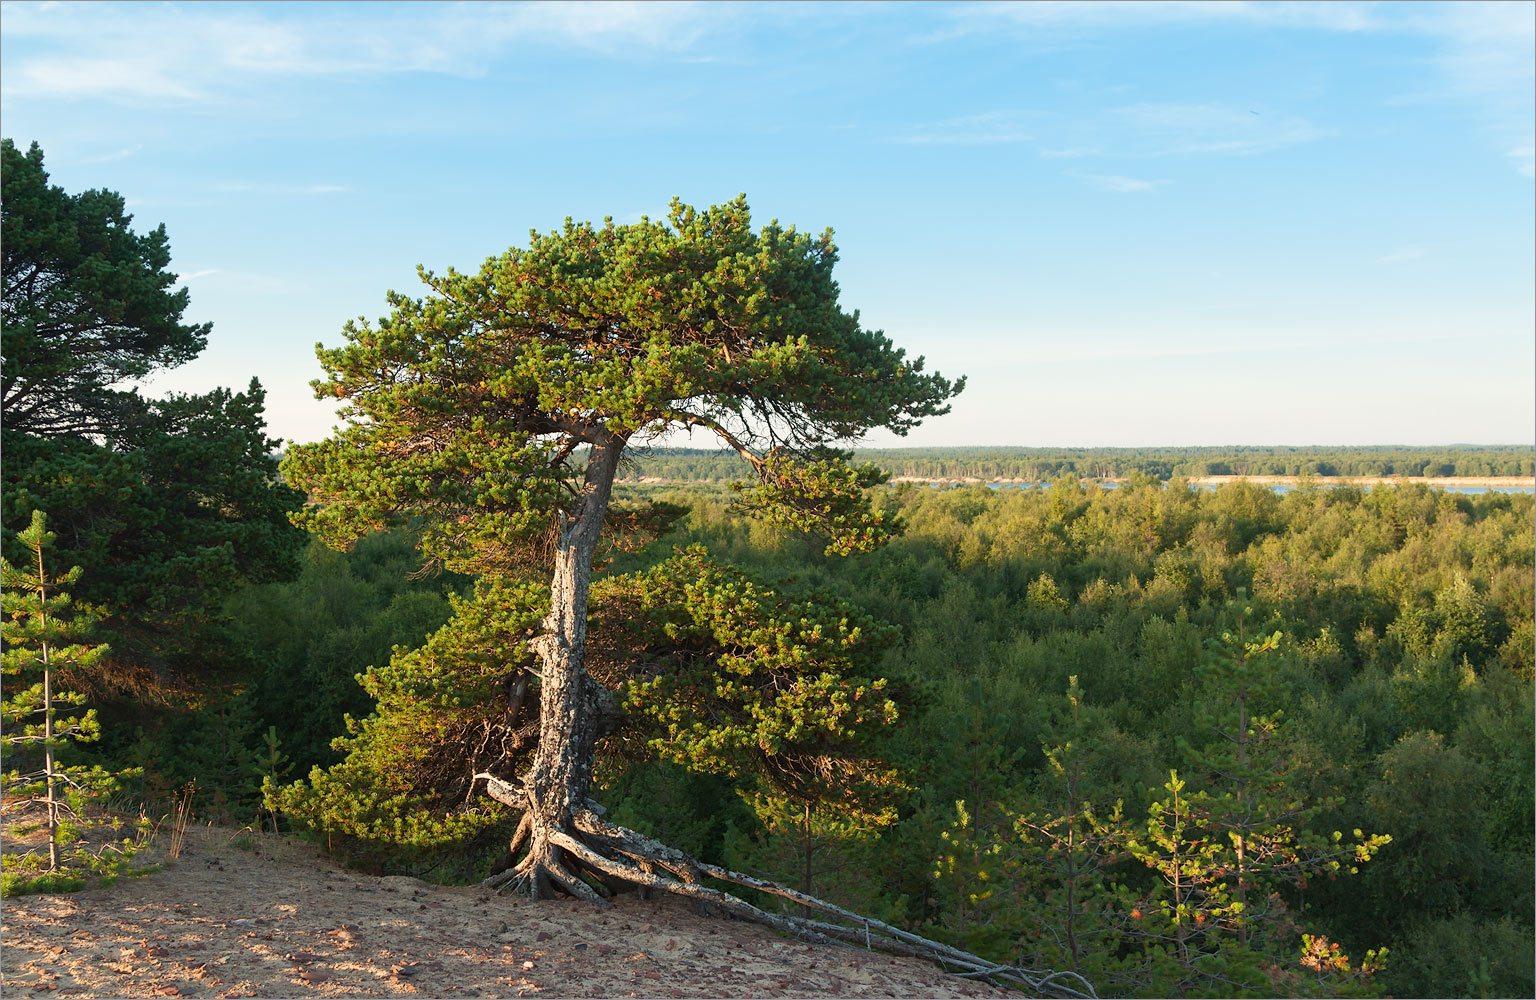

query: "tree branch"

left=562, top=808, right=1099, bottom=998
left=672, top=410, right=765, bottom=471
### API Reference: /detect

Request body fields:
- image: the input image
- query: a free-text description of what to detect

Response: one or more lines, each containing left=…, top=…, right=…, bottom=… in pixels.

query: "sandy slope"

left=1, top=827, right=1017, bottom=999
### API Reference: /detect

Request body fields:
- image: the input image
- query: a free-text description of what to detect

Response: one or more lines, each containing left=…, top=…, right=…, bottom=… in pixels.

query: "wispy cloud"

left=1, top=1, right=720, bottom=103
left=214, top=183, right=353, bottom=196
left=935, top=1, right=1532, bottom=175
left=82, top=143, right=144, bottom=163
left=9, top=55, right=203, bottom=101
left=894, top=111, right=1034, bottom=145
left=934, top=1, right=1384, bottom=42
left=1376, top=244, right=1430, bottom=264
left=1419, top=3, right=1534, bottom=177
left=1508, top=145, right=1535, bottom=179
left=896, top=101, right=1317, bottom=166
left=1075, top=172, right=1164, bottom=193
left=176, top=269, right=220, bottom=283
left=1111, top=103, right=1322, bottom=156
left=1415, top=3, right=1534, bottom=105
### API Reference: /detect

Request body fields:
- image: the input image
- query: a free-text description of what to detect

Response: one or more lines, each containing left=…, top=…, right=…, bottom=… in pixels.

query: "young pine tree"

left=1119, top=621, right=1390, bottom=997
left=1, top=510, right=136, bottom=892
left=1012, top=677, right=1129, bottom=982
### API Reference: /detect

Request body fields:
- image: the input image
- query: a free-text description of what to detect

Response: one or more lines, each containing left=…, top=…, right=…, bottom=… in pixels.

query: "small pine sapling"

left=1119, top=617, right=1391, bottom=995
left=1, top=511, right=143, bottom=894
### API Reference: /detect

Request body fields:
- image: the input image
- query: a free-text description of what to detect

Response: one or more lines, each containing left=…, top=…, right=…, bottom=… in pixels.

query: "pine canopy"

left=286, top=196, right=962, bottom=568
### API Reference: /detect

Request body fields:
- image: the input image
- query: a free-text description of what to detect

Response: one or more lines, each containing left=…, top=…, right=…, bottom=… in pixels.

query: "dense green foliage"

left=620, top=445, right=1536, bottom=483
left=250, top=479, right=1532, bottom=997
left=227, top=531, right=467, bottom=772
left=94, top=529, right=466, bottom=829
left=268, top=546, right=908, bottom=874
left=1, top=139, right=305, bottom=698
left=1, top=139, right=208, bottom=439
left=623, top=481, right=1530, bottom=997
left=3, top=382, right=306, bottom=681
left=284, top=196, right=959, bottom=575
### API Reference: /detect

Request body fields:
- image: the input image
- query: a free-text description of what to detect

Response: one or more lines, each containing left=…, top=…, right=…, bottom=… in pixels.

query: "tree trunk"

left=466, top=437, right=1098, bottom=998
left=519, top=431, right=625, bottom=899
left=36, top=540, right=59, bottom=872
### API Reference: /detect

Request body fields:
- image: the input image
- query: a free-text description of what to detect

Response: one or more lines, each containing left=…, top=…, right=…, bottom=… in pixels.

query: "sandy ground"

left=1, top=827, right=1018, bottom=999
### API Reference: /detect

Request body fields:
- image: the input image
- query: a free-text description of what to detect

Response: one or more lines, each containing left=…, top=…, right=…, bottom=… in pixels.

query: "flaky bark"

left=466, top=432, right=1097, bottom=996
left=37, top=540, right=59, bottom=872
left=517, top=431, right=626, bottom=900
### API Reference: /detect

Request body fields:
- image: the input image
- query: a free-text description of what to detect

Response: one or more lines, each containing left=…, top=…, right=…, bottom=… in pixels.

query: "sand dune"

left=2, top=828, right=1018, bottom=999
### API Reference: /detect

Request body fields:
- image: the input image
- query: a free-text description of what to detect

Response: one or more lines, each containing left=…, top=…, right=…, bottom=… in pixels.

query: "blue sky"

left=3, top=1, right=1532, bottom=448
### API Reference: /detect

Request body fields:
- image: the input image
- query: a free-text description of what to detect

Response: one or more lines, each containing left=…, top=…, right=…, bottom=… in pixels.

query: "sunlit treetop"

left=286, top=196, right=962, bottom=571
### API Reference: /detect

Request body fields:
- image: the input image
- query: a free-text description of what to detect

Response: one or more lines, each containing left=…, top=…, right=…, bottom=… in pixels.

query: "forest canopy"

left=261, top=478, right=1533, bottom=998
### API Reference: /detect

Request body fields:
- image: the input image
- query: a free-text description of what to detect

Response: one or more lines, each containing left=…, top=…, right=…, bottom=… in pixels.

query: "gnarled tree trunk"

left=477, top=431, right=1098, bottom=997
left=517, top=431, right=625, bottom=900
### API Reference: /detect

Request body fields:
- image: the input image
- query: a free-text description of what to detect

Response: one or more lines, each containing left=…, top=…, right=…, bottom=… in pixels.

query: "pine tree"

left=280, top=197, right=958, bottom=899
left=2, top=139, right=207, bottom=438
left=1013, top=677, right=1127, bottom=980
left=3, top=140, right=305, bottom=687
left=1118, top=621, right=1391, bottom=996
left=1, top=510, right=137, bottom=893
left=271, top=547, right=906, bottom=881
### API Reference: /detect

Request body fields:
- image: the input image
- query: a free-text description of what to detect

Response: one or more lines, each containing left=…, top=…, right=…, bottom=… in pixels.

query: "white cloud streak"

left=894, top=111, right=1034, bottom=145
left=1422, top=3, right=1535, bottom=177
left=937, top=0, right=1533, bottom=175
left=934, top=1, right=1385, bottom=41
left=213, top=183, right=353, bottom=196
left=1075, top=172, right=1163, bottom=193
left=1110, top=103, right=1322, bottom=156
left=1376, top=244, right=1430, bottom=264
left=82, top=143, right=145, bottom=163
left=1, top=1, right=717, bottom=103
left=1508, top=145, right=1536, bottom=179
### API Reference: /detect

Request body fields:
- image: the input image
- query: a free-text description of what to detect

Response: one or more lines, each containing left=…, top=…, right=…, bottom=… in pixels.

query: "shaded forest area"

left=620, top=445, right=1536, bottom=483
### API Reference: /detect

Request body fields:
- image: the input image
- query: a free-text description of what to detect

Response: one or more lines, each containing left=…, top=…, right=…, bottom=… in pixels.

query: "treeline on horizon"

left=621, top=445, right=1536, bottom=483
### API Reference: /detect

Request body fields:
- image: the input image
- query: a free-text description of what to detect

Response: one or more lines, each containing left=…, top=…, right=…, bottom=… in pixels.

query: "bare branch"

left=473, top=772, right=529, bottom=810
left=672, top=410, right=766, bottom=470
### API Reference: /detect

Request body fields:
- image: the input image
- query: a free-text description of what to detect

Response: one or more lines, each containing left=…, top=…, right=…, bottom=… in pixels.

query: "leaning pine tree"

left=279, top=198, right=1094, bottom=996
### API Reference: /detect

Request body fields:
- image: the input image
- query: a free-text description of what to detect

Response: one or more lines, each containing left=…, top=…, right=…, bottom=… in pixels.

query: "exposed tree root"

left=473, top=773, right=1097, bottom=999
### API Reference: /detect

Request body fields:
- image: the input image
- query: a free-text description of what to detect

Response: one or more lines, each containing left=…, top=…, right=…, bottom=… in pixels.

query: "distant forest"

left=621, top=446, right=1536, bottom=483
